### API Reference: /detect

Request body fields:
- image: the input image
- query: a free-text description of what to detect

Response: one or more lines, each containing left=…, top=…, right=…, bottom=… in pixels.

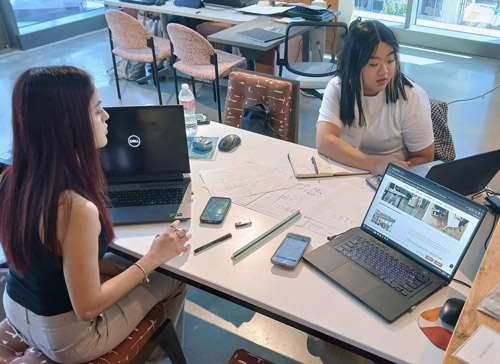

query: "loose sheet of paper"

left=245, top=182, right=336, bottom=220
left=305, top=182, right=374, bottom=232
left=199, top=162, right=296, bottom=199
left=453, top=324, right=500, bottom=364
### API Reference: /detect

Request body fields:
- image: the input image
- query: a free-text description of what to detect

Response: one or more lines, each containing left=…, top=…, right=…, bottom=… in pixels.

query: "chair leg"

left=111, top=53, right=121, bottom=100
left=148, top=37, right=162, bottom=105
left=162, top=319, right=187, bottom=364
left=212, top=81, right=217, bottom=103
left=215, top=74, right=221, bottom=123
left=151, top=61, right=163, bottom=105
left=210, top=53, right=222, bottom=123
left=190, top=77, right=197, bottom=98
left=173, top=67, right=180, bottom=104
left=128, top=319, right=187, bottom=364
left=108, top=29, right=121, bottom=100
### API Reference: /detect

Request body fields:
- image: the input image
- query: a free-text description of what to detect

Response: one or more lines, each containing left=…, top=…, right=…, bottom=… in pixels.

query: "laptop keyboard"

left=335, top=236, right=430, bottom=296
left=108, top=187, right=185, bottom=208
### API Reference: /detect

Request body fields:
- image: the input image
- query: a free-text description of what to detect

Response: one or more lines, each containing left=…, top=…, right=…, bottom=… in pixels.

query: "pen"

left=311, top=156, right=319, bottom=174
left=194, top=233, right=232, bottom=254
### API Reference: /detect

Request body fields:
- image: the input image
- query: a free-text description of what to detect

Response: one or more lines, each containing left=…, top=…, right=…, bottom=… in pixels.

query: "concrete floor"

left=1, top=28, right=500, bottom=363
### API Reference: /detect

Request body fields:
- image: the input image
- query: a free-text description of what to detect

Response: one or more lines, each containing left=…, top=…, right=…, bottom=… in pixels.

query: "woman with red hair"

left=0, top=66, right=190, bottom=363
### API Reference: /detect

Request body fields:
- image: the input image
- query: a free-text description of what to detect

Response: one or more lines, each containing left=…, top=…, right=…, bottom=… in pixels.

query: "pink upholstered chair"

left=166, top=23, right=247, bottom=122
left=105, top=9, right=171, bottom=105
left=0, top=304, right=186, bottom=364
left=223, top=70, right=300, bottom=143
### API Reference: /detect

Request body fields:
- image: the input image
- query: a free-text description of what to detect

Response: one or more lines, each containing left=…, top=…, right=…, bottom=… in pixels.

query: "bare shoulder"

left=57, top=191, right=100, bottom=244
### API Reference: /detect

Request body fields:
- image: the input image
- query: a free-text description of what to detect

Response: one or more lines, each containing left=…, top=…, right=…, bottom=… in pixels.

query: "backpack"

left=240, top=104, right=280, bottom=138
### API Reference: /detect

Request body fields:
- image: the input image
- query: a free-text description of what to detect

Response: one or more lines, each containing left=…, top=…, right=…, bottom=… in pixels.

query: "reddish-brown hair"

left=0, top=66, right=114, bottom=274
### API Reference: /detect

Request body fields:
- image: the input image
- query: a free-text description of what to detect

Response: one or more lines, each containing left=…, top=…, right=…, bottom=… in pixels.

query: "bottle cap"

left=181, top=83, right=189, bottom=89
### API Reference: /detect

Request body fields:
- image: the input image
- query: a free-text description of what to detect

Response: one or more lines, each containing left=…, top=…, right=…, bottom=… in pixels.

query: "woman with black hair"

left=0, top=66, right=190, bottom=363
left=316, top=20, right=435, bottom=176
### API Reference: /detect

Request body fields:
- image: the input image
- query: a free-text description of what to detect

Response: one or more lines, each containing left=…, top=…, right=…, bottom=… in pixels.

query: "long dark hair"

left=0, top=66, right=114, bottom=274
left=335, top=19, right=412, bottom=127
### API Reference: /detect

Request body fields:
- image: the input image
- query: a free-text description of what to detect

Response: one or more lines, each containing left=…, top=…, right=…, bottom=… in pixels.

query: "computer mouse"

left=155, top=0, right=166, bottom=5
left=218, top=134, right=241, bottom=152
left=439, top=298, right=465, bottom=326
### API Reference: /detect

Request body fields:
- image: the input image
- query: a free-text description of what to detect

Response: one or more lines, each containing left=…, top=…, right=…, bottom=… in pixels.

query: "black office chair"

left=277, top=21, right=348, bottom=99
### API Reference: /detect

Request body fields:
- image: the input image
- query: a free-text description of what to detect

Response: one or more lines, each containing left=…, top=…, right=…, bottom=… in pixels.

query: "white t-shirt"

left=317, top=76, right=434, bottom=160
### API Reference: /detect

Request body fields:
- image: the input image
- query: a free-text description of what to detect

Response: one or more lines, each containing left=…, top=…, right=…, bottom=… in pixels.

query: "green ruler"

left=231, top=210, right=301, bottom=262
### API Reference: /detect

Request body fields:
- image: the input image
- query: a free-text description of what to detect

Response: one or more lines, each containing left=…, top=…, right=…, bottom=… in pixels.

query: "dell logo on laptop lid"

left=128, top=135, right=141, bottom=147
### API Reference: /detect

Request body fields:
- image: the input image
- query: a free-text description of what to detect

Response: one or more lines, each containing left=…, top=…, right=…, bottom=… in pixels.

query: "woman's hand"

left=370, top=156, right=410, bottom=176
left=147, top=220, right=191, bottom=267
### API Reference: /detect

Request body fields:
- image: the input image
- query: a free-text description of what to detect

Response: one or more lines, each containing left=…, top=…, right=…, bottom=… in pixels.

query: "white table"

left=111, top=122, right=491, bottom=363
left=104, top=0, right=258, bottom=25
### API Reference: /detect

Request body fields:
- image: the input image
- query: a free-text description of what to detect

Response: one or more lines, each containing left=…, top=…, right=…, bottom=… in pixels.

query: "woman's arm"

left=60, top=193, right=190, bottom=321
left=407, top=143, right=435, bottom=167
left=316, top=121, right=410, bottom=176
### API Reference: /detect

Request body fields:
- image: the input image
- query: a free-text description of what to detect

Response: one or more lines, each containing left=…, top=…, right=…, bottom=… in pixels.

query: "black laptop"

left=304, top=164, right=487, bottom=322
left=100, top=105, right=192, bottom=225
left=424, top=149, right=500, bottom=195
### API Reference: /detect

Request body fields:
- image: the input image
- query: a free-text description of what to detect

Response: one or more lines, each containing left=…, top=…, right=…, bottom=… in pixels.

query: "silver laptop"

left=100, top=105, right=191, bottom=225
left=304, top=163, right=487, bottom=322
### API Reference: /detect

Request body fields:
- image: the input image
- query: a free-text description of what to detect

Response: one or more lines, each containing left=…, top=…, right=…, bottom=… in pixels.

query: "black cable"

left=452, top=278, right=472, bottom=289
left=484, top=213, right=499, bottom=250
left=471, top=187, right=499, bottom=200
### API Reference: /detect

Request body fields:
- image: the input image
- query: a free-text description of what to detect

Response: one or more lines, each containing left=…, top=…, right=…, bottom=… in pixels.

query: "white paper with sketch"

left=301, top=218, right=344, bottom=237
left=288, top=150, right=368, bottom=178
left=246, top=182, right=336, bottom=220
left=453, top=324, right=500, bottom=364
left=305, top=182, right=374, bottom=231
left=199, top=162, right=296, bottom=199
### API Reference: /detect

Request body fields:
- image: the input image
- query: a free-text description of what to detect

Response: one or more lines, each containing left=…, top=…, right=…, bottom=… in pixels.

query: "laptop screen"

left=362, top=164, right=487, bottom=281
left=101, top=105, right=190, bottom=183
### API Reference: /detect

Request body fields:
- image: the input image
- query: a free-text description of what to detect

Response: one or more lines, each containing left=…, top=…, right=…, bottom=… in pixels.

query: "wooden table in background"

left=442, top=218, right=500, bottom=363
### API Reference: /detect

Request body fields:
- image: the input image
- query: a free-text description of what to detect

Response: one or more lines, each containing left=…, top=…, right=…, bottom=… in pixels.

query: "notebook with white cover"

left=288, top=150, right=368, bottom=178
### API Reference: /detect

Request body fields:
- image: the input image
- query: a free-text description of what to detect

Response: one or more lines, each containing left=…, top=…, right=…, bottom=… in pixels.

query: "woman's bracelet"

left=133, top=262, right=150, bottom=283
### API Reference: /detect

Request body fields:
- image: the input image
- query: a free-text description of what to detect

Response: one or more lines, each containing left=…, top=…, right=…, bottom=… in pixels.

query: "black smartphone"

left=271, top=233, right=311, bottom=269
left=366, top=175, right=382, bottom=191
left=200, top=197, right=231, bottom=224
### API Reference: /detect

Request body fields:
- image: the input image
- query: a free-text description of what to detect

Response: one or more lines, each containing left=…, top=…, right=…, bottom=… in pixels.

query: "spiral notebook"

left=287, top=150, right=368, bottom=178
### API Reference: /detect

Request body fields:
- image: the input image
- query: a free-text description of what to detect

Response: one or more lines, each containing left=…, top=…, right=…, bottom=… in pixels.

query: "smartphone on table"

left=271, top=233, right=311, bottom=269
left=200, top=197, right=231, bottom=224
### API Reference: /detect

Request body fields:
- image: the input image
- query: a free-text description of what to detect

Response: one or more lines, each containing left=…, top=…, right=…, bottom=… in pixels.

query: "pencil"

left=194, top=233, right=232, bottom=254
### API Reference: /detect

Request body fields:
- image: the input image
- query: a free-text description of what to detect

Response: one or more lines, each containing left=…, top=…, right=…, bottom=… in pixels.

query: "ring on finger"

left=175, top=230, right=185, bottom=239
left=155, top=233, right=161, bottom=238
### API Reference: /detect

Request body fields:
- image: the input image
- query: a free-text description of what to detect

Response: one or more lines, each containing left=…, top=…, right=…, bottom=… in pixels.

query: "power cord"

left=471, top=186, right=500, bottom=201
left=452, top=278, right=472, bottom=289
left=484, top=213, right=499, bottom=250
left=447, top=84, right=500, bottom=105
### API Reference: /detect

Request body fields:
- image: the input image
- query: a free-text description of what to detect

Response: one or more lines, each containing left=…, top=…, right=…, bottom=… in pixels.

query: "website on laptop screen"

left=362, top=164, right=486, bottom=280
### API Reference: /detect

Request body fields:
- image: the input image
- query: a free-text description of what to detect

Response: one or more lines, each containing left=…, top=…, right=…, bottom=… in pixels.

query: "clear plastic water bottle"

left=179, top=83, right=198, bottom=136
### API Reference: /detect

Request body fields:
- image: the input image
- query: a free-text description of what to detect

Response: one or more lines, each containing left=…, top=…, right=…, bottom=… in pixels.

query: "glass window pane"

left=354, top=0, right=406, bottom=23
left=11, top=0, right=104, bottom=30
left=416, top=0, right=500, bottom=37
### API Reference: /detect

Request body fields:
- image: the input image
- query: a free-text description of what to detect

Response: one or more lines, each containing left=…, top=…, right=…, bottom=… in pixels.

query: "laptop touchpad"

left=329, top=263, right=379, bottom=296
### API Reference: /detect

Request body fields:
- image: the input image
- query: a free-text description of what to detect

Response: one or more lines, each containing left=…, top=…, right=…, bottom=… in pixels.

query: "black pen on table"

left=194, top=233, right=232, bottom=254
left=311, top=156, right=319, bottom=174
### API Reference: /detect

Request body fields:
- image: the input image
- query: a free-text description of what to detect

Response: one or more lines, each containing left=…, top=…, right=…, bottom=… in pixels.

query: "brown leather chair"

left=223, top=70, right=300, bottom=143
left=0, top=304, right=186, bottom=364
left=0, top=265, right=186, bottom=364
